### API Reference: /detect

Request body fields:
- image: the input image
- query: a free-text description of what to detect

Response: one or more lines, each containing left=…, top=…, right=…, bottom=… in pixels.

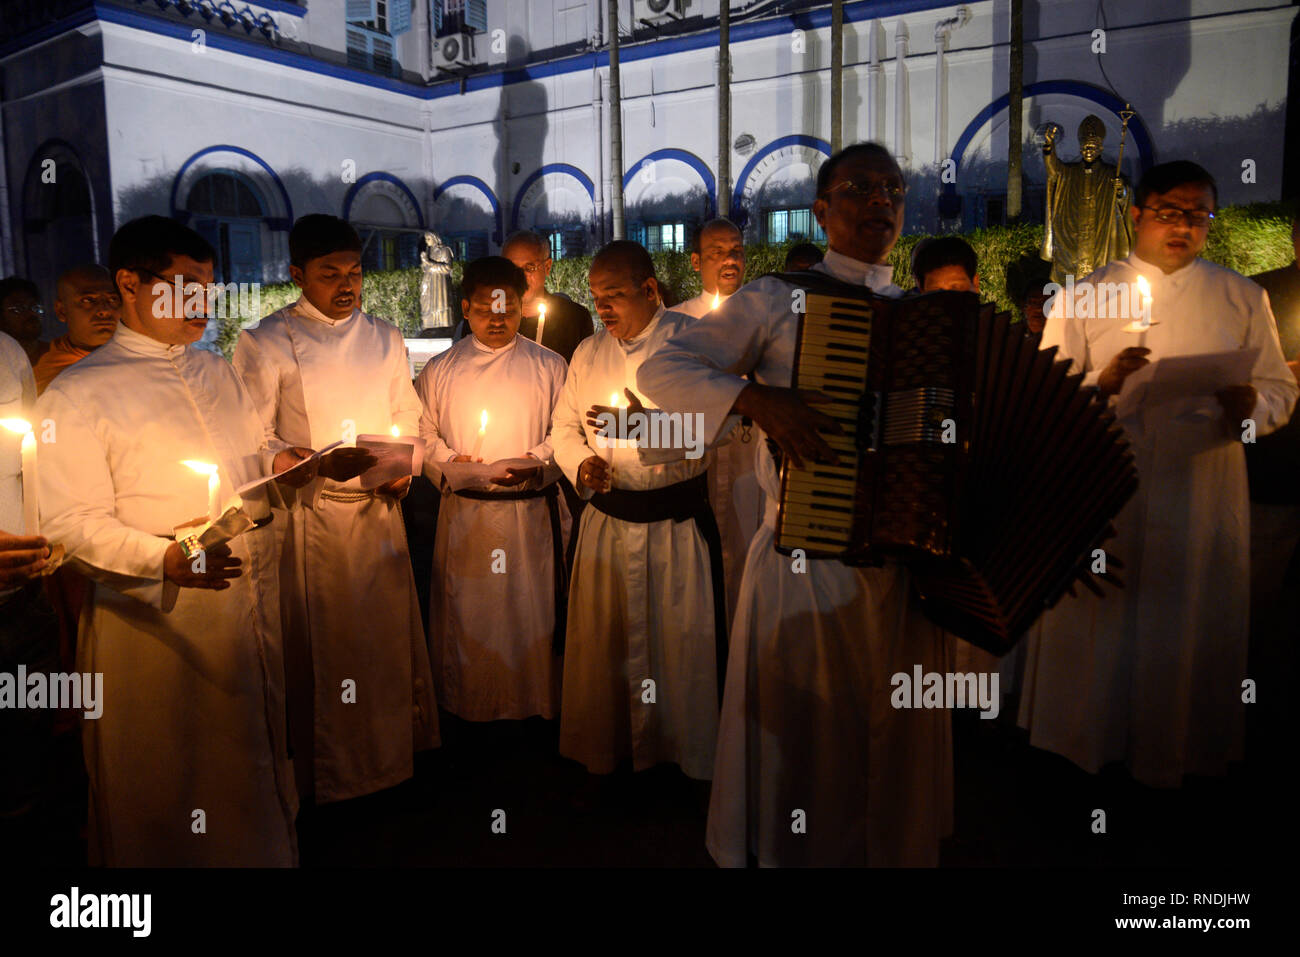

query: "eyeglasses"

left=3, top=303, right=45, bottom=317
left=827, top=178, right=908, bottom=203
left=1140, top=205, right=1215, bottom=228
left=515, top=260, right=549, bottom=275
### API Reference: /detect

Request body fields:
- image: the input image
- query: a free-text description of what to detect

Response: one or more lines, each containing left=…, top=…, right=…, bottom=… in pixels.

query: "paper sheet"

left=235, top=440, right=343, bottom=498
left=1115, top=347, right=1259, bottom=419
left=356, top=435, right=427, bottom=490
left=437, top=457, right=553, bottom=492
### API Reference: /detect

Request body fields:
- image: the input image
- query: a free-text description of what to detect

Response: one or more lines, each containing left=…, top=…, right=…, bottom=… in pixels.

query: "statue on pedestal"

left=1039, top=114, right=1134, bottom=285
left=419, top=231, right=454, bottom=329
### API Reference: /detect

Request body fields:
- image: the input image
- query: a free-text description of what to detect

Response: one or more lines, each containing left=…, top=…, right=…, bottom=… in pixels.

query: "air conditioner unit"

left=634, top=0, right=685, bottom=26
left=436, top=30, right=475, bottom=69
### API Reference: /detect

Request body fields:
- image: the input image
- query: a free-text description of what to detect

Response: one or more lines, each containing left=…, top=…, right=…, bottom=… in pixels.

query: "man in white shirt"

left=638, top=143, right=955, bottom=866
left=1018, top=161, right=1298, bottom=787
left=672, top=219, right=746, bottom=319
left=233, top=214, right=439, bottom=805
left=415, top=256, right=568, bottom=724
left=35, top=216, right=311, bottom=864
left=551, top=241, right=726, bottom=796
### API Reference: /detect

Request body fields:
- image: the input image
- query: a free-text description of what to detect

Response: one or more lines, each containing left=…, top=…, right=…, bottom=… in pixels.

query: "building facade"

left=1, top=0, right=1294, bottom=327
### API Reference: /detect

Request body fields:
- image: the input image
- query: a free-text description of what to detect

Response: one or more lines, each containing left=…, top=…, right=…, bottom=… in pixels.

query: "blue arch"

left=170, top=145, right=293, bottom=229
left=433, top=175, right=503, bottom=244
left=622, top=148, right=718, bottom=215
left=730, top=134, right=831, bottom=217
left=949, top=80, right=1155, bottom=179
left=511, top=163, right=596, bottom=232
left=342, top=171, right=426, bottom=229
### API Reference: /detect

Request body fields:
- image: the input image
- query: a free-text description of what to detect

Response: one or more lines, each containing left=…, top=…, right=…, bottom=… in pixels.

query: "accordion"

left=773, top=273, right=1138, bottom=654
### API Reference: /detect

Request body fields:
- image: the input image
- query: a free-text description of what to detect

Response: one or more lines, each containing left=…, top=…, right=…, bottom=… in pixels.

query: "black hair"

left=911, top=236, right=978, bottom=289
left=783, top=243, right=825, bottom=271
left=1134, top=161, right=1218, bottom=210
left=591, top=240, right=657, bottom=284
left=460, top=256, right=528, bottom=302
left=690, top=218, right=743, bottom=255
left=289, top=214, right=362, bottom=269
left=815, top=142, right=902, bottom=199
left=107, top=216, right=215, bottom=291
left=0, top=276, right=39, bottom=307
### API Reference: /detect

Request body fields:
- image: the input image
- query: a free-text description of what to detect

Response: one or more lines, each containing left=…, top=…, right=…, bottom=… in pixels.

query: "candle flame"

left=538, top=303, right=546, bottom=317
left=479, top=409, right=489, bottom=432
left=712, top=292, right=721, bottom=310
left=1136, top=275, right=1151, bottom=299
left=610, top=392, right=621, bottom=408
left=390, top=425, right=401, bottom=438
left=0, top=417, right=32, bottom=435
left=182, top=459, right=218, bottom=476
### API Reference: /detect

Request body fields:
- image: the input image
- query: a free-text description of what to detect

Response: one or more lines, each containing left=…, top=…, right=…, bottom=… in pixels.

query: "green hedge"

left=219, top=202, right=1294, bottom=357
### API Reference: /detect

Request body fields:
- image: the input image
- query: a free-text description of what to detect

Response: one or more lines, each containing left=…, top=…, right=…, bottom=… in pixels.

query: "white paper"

left=1115, top=347, right=1259, bottom=419
left=438, top=457, right=555, bottom=492
left=356, top=435, right=427, bottom=490
left=235, top=440, right=343, bottom=498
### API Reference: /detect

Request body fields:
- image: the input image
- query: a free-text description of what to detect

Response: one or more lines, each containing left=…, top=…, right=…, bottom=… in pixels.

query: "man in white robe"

left=638, top=144, right=955, bottom=866
left=415, top=257, right=568, bottom=721
left=552, top=241, right=725, bottom=786
left=233, top=214, right=438, bottom=805
left=1018, top=161, right=1298, bottom=787
left=35, top=216, right=306, bottom=865
left=664, top=220, right=763, bottom=629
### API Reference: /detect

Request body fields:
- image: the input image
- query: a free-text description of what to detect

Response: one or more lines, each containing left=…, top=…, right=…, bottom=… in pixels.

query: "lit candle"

left=182, top=460, right=221, bottom=522
left=391, top=425, right=402, bottom=438
left=1, top=418, right=38, bottom=535
left=470, top=409, right=488, bottom=460
left=712, top=291, right=721, bottom=311
left=1122, top=275, right=1154, bottom=346
left=536, top=302, right=547, bottom=346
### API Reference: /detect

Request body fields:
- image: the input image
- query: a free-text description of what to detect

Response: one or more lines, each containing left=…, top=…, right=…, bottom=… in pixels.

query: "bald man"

left=501, top=231, right=594, bottom=364
left=32, top=265, right=122, bottom=394
left=550, top=240, right=725, bottom=798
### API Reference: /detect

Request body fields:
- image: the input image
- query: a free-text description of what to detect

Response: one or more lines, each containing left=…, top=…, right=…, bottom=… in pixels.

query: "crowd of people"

left=0, top=141, right=1296, bottom=867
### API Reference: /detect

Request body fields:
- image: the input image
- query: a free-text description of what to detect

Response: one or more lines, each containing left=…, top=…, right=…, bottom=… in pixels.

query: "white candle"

left=182, top=460, right=221, bottom=522
left=536, top=302, right=547, bottom=345
left=1, top=418, right=38, bottom=535
left=470, top=409, right=488, bottom=460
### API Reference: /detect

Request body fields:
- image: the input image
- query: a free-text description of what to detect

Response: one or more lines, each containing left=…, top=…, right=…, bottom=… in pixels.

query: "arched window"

left=22, top=143, right=98, bottom=335
left=185, top=171, right=266, bottom=283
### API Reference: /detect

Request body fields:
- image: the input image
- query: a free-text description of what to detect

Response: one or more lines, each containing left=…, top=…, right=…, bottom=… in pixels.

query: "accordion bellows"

left=773, top=273, right=1138, bottom=654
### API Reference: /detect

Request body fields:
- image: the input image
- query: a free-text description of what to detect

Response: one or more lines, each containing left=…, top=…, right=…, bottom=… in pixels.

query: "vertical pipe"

left=830, top=0, right=843, bottom=153
left=866, top=20, right=881, bottom=143
left=1007, top=0, right=1024, bottom=221
left=718, top=0, right=731, bottom=218
left=894, top=20, right=910, bottom=167
left=608, top=0, right=624, bottom=240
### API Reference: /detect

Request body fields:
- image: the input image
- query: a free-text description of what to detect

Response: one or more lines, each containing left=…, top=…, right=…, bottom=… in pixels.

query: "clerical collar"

left=112, top=321, right=187, bottom=358
left=619, top=304, right=666, bottom=349
left=295, top=295, right=355, bottom=327
left=471, top=333, right=518, bottom=354
left=821, top=249, right=895, bottom=290
left=1129, top=253, right=1198, bottom=287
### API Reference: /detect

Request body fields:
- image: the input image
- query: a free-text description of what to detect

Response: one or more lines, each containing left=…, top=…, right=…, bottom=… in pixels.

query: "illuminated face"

left=292, top=250, right=362, bottom=321
left=463, top=285, right=522, bottom=349
left=57, top=271, right=122, bottom=350
left=1080, top=138, right=1102, bottom=164
left=691, top=224, right=745, bottom=296
left=588, top=262, right=659, bottom=340
left=117, top=254, right=214, bottom=346
left=502, top=238, right=552, bottom=312
left=919, top=264, right=978, bottom=294
left=812, top=152, right=905, bottom=265
left=1131, top=182, right=1215, bottom=274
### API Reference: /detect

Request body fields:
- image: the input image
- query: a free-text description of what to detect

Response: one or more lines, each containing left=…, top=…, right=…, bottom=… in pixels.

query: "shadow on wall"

left=497, top=33, right=548, bottom=241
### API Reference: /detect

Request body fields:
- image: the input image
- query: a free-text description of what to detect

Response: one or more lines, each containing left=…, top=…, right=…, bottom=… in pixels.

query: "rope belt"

left=320, top=487, right=380, bottom=503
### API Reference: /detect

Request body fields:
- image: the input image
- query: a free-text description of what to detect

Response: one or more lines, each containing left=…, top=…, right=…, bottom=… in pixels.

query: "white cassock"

left=414, top=333, right=568, bottom=721
left=233, top=297, right=438, bottom=804
left=638, top=249, right=955, bottom=866
left=666, top=293, right=765, bottom=630
left=1018, top=255, right=1297, bottom=787
left=552, top=305, right=722, bottom=780
left=35, top=324, right=297, bottom=866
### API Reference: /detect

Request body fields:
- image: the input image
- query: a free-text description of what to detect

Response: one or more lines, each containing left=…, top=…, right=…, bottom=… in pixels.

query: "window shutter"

left=346, top=0, right=378, bottom=24
left=390, top=0, right=411, bottom=35
left=464, top=0, right=487, bottom=32
left=430, top=0, right=443, bottom=33
left=372, top=34, right=395, bottom=74
left=346, top=28, right=370, bottom=69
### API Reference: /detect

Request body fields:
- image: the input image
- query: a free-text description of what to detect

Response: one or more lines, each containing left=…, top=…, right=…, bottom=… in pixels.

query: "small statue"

left=1040, top=114, right=1134, bottom=285
left=419, top=231, right=454, bottom=329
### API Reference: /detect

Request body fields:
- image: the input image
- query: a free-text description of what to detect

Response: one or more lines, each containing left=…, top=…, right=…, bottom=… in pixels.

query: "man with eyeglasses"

left=501, top=231, right=593, bottom=365
left=639, top=143, right=955, bottom=867
left=1019, top=161, right=1297, bottom=789
left=32, top=265, right=123, bottom=395
left=0, top=277, right=49, bottom=368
